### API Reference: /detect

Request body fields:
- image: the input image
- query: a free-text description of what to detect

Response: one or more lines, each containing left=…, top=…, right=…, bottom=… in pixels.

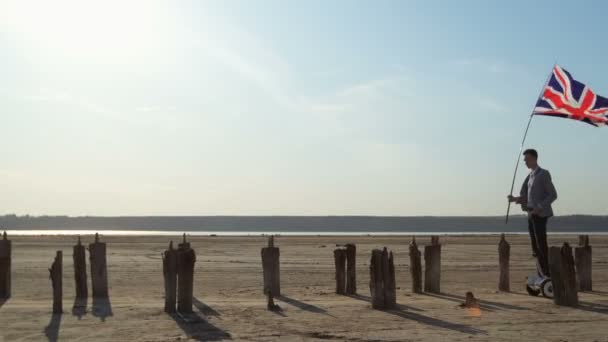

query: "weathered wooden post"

left=333, top=247, right=347, bottom=295
left=424, top=236, right=441, bottom=294
left=498, top=233, right=510, bottom=292
left=0, top=231, right=11, bottom=299
left=369, top=247, right=396, bottom=310
left=369, top=249, right=384, bottom=309
left=49, top=251, right=63, bottom=314
left=549, top=242, right=578, bottom=307
left=345, top=243, right=356, bottom=295
left=385, top=249, right=396, bottom=308
left=261, top=235, right=280, bottom=297
left=89, top=233, right=109, bottom=298
left=177, top=234, right=195, bottom=314
left=73, top=236, right=88, bottom=299
left=409, top=237, right=422, bottom=294
left=163, top=241, right=178, bottom=313
left=575, top=235, right=592, bottom=291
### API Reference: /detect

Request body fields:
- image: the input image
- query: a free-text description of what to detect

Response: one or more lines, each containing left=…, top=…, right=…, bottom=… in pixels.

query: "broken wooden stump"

left=345, top=243, right=356, bottom=295
left=369, top=247, right=396, bottom=310
left=177, top=234, right=196, bottom=314
left=549, top=242, right=578, bottom=307
left=89, top=233, right=109, bottom=298
left=424, top=236, right=441, bottom=294
left=498, top=233, right=510, bottom=292
left=73, top=236, right=88, bottom=299
left=0, top=231, right=11, bottom=299
left=409, top=237, right=422, bottom=294
left=49, top=251, right=63, bottom=314
left=162, top=241, right=178, bottom=313
left=333, top=247, right=347, bottom=295
left=460, top=291, right=480, bottom=309
left=261, top=235, right=280, bottom=297
left=575, top=235, right=592, bottom=292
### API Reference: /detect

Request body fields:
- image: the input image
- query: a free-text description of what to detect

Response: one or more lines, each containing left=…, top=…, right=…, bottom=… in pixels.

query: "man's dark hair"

left=523, top=149, right=538, bottom=159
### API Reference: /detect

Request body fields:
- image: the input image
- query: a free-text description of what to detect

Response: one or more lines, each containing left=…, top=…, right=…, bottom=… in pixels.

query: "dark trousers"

left=528, top=214, right=550, bottom=277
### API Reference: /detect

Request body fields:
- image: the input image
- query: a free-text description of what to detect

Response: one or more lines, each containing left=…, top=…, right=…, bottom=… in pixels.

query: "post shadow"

left=43, top=313, right=62, bottom=342
left=346, top=293, right=424, bottom=312
left=424, top=292, right=528, bottom=312
left=0, top=297, right=7, bottom=310
left=72, top=297, right=87, bottom=320
left=577, top=301, right=608, bottom=315
left=92, top=296, right=113, bottom=322
left=170, top=312, right=231, bottom=341
left=193, top=297, right=220, bottom=317
left=276, top=295, right=332, bottom=316
left=385, top=307, right=486, bottom=335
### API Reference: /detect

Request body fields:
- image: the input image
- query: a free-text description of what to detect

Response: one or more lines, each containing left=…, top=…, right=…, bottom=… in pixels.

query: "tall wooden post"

left=369, top=247, right=396, bottom=310
left=575, top=235, right=592, bottom=291
left=424, top=236, right=441, bottom=294
left=369, top=249, right=385, bottom=309
left=0, top=231, right=11, bottom=299
left=163, top=241, right=178, bottom=313
left=345, top=243, right=356, bottom=295
left=49, top=251, right=63, bottom=314
left=498, top=233, right=510, bottom=292
left=261, top=235, right=280, bottom=297
left=73, top=236, right=88, bottom=298
left=334, top=248, right=347, bottom=295
left=549, top=242, right=578, bottom=307
left=409, top=237, right=422, bottom=294
left=89, top=233, right=109, bottom=298
left=177, top=234, right=195, bottom=314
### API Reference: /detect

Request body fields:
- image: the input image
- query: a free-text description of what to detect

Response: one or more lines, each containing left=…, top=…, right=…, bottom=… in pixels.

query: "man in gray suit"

left=508, top=149, right=558, bottom=277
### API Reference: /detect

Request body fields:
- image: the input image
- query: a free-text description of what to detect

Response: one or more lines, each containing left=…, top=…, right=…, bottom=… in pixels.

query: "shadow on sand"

left=44, top=313, right=62, bottom=342
left=577, top=301, right=608, bottom=315
left=386, top=307, right=487, bottom=335
left=170, top=312, right=231, bottom=341
left=92, top=297, right=113, bottom=322
left=72, top=297, right=87, bottom=320
left=193, top=297, right=221, bottom=317
left=0, top=297, right=7, bottom=311
left=277, top=295, right=333, bottom=316
left=347, top=293, right=425, bottom=312
left=424, top=293, right=528, bottom=312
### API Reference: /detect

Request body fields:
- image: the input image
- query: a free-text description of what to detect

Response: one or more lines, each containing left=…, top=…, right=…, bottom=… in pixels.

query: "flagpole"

left=505, top=65, right=556, bottom=224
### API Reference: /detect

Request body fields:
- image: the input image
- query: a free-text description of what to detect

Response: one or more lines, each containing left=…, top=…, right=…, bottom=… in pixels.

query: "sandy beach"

left=1, top=234, right=607, bottom=341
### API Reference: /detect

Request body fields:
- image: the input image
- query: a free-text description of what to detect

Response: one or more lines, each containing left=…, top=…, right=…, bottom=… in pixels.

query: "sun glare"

left=1, top=0, right=173, bottom=63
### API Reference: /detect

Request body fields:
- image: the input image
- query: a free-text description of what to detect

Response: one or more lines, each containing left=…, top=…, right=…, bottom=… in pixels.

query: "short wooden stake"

left=177, top=234, right=196, bottom=314
left=163, top=241, right=178, bottom=313
left=261, top=235, right=280, bottom=297
left=89, top=233, right=109, bottom=298
left=73, top=236, right=88, bottom=299
left=369, top=247, right=396, bottom=310
left=0, top=231, right=11, bottom=298
left=49, top=251, right=63, bottom=314
left=409, top=237, right=422, bottom=294
left=424, top=236, right=441, bottom=294
left=345, top=243, right=357, bottom=295
left=498, top=233, right=510, bottom=292
left=549, top=242, right=578, bottom=307
left=333, top=247, right=347, bottom=295
left=575, top=235, right=592, bottom=291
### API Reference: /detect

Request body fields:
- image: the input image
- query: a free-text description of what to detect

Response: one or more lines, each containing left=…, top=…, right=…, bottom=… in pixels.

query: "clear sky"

left=1, top=0, right=608, bottom=216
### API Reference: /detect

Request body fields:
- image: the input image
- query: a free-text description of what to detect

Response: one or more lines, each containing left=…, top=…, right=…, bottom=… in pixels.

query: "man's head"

left=523, top=149, right=538, bottom=169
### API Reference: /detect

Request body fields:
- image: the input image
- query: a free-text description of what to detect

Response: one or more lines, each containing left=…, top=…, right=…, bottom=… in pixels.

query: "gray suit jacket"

left=519, top=167, right=558, bottom=217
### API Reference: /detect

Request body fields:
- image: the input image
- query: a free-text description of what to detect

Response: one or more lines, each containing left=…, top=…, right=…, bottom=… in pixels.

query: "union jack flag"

left=534, top=65, right=608, bottom=126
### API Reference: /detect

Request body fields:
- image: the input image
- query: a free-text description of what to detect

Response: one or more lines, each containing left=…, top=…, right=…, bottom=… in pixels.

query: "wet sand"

left=1, top=234, right=607, bottom=341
